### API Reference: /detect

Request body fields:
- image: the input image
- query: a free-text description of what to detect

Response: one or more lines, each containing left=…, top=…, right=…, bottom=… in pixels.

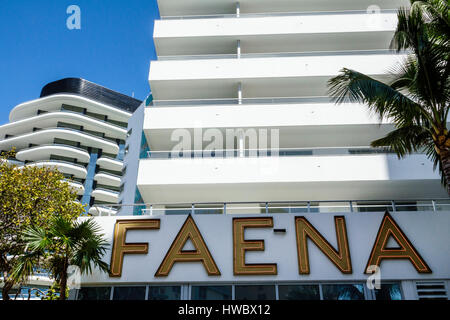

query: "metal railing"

left=158, top=49, right=401, bottom=61
left=144, top=147, right=401, bottom=160
left=95, top=170, right=122, bottom=179
left=88, top=199, right=450, bottom=217
left=93, top=188, right=120, bottom=195
left=161, top=9, right=399, bottom=20
left=151, top=96, right=334, bottom=107
left=0, top=127, right=120, bottom=148
left=16, top=143, right=91, bottom=155
left=56, top=109, right=128, bottom=132
left=25, top=159, right=88, bottom=171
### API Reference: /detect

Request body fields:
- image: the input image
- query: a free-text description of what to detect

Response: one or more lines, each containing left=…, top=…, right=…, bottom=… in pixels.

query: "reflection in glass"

left=78, top=287, right=111, bottom=300
left=235, top=285, right=276, bottom=300
left=322, top=284, right=365, bottom=300
left=191, top=286, right=232, bottom=300
left=112, top=286, right=146, bottom=300
left=375, top=283, right=402, bottom=300
left=148, top=286, right=181, bottom=300
left=278, top=285, right=320, bottom=300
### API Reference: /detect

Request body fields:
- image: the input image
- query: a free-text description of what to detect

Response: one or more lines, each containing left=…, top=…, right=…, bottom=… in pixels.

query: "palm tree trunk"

left=59, top=272, right=67, bottom=300
left=1, top=279, right=14, bottom=301
left=441, top=150, right=450, bottom=196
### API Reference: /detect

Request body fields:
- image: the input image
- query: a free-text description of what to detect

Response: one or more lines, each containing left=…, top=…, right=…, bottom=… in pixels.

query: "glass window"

left=191, top=286, right=232, bottom=300
left=148, top=286, right=181, bottom=300
left=112, top=286, right=146, bottom=300
left=235, top=285, right=275, bottom=300
left=278, top=285, right=320, bottom=300
left=309, top=202, right=351, bottom=213
left=57, top=121, right=82, bottom=131
left=78, top=287, right=111, bottom=300
left=61, top=104, right=85, bottom=114
left=86, top=111, right=107, bottom=121
left=354, top=201, right=393, bottom=213
left=394, top=201, right=419, bottom=212
left=374, top=283, right=402, bottom=300
left=322, top=284, right=365, bottom=300
left=164, top=205, right=192, bottom=215
left=435, top=199, right=450, bottom=211
left=194, top=204, right=224, bottom=215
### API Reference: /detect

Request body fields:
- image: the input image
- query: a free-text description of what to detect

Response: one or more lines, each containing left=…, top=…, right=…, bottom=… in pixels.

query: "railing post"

left=236, top=2, right=240, bottom=17
left=150, top=205, right=153, bottom=216
left=391, top=201, right=396, bottom=213
left=224, top=203, right=227, bottom=215
left=238, top=82, right=243, bottom=105
left=349, top=201, right=354, bottom=213
left=431, top=200, right=436, bottom=212
left=265, top=202, right=269, bottom=214
left=191, top=204, right=195, bottom=215
left=237, top=40, right=241, bottom=59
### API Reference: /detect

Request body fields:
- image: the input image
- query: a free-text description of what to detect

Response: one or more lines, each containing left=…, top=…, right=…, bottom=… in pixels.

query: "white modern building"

left=0, top=78, right=141, bottom=217
left=78, top=0, right=449, bottom=300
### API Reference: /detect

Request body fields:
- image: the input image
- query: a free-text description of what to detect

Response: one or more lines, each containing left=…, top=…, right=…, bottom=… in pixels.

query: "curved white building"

left=0, top=78, right=141, bottom=216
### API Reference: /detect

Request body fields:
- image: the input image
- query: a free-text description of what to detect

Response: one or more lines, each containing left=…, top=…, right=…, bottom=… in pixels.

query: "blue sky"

left=0, top=0, right=159, bottom=125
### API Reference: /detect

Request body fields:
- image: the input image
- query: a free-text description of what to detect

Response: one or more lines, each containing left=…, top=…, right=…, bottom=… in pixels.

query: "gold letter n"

left=295, top=216, right=352, bottom=274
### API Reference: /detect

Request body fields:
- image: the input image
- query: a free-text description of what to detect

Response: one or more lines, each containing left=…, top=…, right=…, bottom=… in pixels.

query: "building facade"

left=0, top=78, right=141, bottom=217
left=74, top=0, right=450, bottom=300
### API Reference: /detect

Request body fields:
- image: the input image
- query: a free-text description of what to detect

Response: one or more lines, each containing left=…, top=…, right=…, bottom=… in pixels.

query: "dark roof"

left=40, top=78, right=142, bottom=113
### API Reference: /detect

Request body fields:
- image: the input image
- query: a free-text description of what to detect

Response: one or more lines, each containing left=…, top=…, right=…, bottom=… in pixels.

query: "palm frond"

left=370, top=125, right=431, bottom=157
left=328, top=68, right=431, bottom=127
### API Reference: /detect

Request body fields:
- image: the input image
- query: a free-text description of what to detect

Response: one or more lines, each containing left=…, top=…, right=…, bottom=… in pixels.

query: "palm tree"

left=12, top=217, right=109, bottom=300
left=328, top=0, right=450, bottom=194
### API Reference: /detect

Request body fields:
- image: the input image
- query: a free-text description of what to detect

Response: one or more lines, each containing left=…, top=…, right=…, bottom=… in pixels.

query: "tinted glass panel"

left=148, top=286, right=181, bottom=300
left=112, top=286, right=146, bottom=300
left=322, top=284, right=365, bottom=300
left=278, top=285, right=320, bottom=300
left=191, top=286, right=232, bottom=300
left=78, top=287, right=111, bottom=300
left=375, top=283, right=402, bottom=300
left=235, top=285, right=275, bottom=300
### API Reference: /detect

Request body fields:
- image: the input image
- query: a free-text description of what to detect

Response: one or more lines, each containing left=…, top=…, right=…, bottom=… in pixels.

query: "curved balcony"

left=25, top=160, right=87, bottom=179
left=16, top=144, right=90, bottom=163
left=0, top=111, right=126, bottom=141
left=137, top=153, right=448, bottom=204
left=89, top=205, right=118, bottom=216
left=9, top=94, right=132, bottom=123
left=94, top=171, right=122, bottom=187
left=91, top=188, right=120, bottom=203
left=0, top=127, right=119, bottom=155
left=96, top=156, right=123, bottom=172
left=64, top=179, right=85, bottom=196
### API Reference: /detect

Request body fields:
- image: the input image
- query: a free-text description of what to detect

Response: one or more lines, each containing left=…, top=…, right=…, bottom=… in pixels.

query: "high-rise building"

left=43, top=1, right=450, bottom=301
left=0, top=78, right=141, bottom=216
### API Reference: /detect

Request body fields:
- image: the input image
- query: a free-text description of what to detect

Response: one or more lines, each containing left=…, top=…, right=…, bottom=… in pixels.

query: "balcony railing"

left=17, top=143, right=91, bottom=155
left=1, top=127, right=120, bottom=147
left=158, top=49, right=402, bottom=61
left=144, top=147, right=400, bottom=160
left=87, top=199, right=450, bottom=217
left=151, top=96, right=337, bottom=107
left=161, top=9, right=399, bottom=20
left=25, top=159, right=87, bottom=171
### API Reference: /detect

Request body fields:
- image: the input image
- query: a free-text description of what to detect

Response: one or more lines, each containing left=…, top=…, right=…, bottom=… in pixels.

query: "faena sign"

left=108, top=212, right=433, bottom=279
